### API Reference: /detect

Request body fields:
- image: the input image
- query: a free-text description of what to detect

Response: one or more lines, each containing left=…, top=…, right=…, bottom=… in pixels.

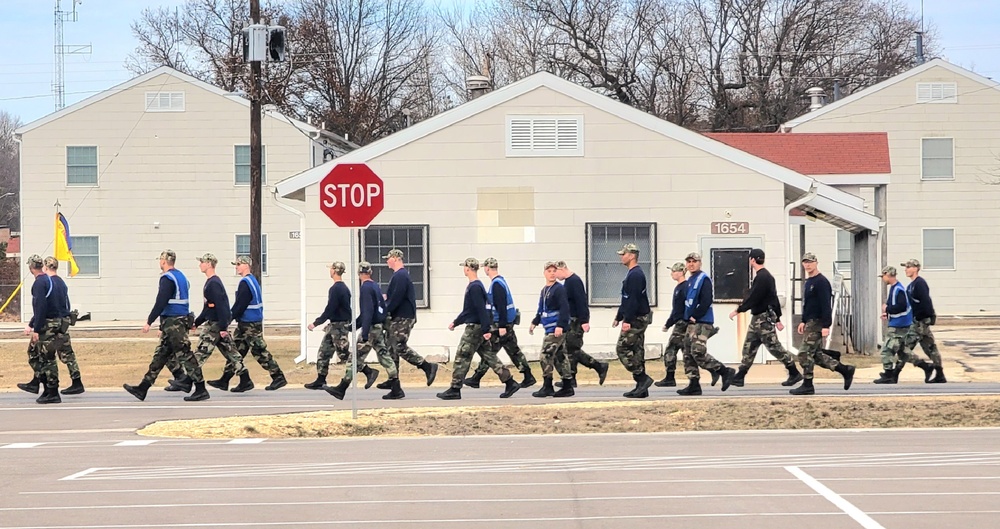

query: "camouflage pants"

left=740, top=312, right=793, bottom=369
left=473, top=325, right=530, bottom=377
left=353, top=323, right=395, bottom=381
left=682, top=322, right=724, bottom=380
left=881, top=326, right=920, bottom=370
left=615, top=317, right=649, bottom=375
left=34, top=318, right=71, bottom=386
left=143, top=316, right=201, bottom=384
left=316, top=322, right=351, bottom=377
left=386, top=317, right=426, bottom=368
left=904, top=318, right=942, bottom=367
left=539, top=333, right=572, bottom=380
left=195, top=323, right=246, bottom=375
left=451, top=324, right=510, bottom=387
left=225, top=322, right=283, bottom=378
left=565, top=318, right=603, bottom=375
left=797, top=319, right=841, bottom=380
left=26, top=329, right=81, bottom=380
left=661, top=322, right=687, bottom=372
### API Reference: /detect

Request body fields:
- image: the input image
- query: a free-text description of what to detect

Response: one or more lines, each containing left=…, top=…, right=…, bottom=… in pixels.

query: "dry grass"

left=139, top=395, right=1000, bottom=439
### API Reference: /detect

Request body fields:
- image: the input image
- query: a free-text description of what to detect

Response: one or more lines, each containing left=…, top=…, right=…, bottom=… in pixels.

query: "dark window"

left=711, top=248, right=751, bottom=303
left=585, top=223, right=657, bottom=306
left=361, top=225, right=429, bottom=308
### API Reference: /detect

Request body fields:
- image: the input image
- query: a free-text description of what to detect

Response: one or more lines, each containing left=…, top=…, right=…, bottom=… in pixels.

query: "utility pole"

left=249, top=0, right=263, bottom=281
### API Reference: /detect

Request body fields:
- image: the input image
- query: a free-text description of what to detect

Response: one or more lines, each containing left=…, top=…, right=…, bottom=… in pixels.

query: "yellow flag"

left=54, top=213, right=80, bottom=277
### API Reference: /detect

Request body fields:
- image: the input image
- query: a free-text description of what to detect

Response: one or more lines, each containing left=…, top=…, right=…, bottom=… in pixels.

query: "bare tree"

left=0, top=111, right=20, bottom=231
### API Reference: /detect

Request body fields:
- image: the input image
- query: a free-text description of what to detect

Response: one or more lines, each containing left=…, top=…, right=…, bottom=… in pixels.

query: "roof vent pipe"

left=806, top=87, right=826, bottom=111
left=467, top=75, right=491, bottom=100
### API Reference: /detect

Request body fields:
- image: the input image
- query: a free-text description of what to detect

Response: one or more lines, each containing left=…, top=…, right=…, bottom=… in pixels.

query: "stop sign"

left=319, top=163, right=384, bottom=227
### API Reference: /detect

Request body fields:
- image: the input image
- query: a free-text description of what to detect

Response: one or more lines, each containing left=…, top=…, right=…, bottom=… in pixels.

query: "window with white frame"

left=236, top=234, right=268, bottom=274
left=836, top=230, right=852, bottom=274
left=361, top=225, right=429, bottom=308
left=586, top=223, right=657, bottom=306
left=235, top=145, right=266, bottom=185
left=923, top=229, right=955, bottom=270
left=144, top=91, right=185, bottom=111
left=70, top=236, right=99, bottom=276
left=916, top=82, right=957, bottom=103
left=66, top=146, right=98, bottom=186
left=921, top=138, right=954, bottom=180
left=506, top=115, right=583, bottom=157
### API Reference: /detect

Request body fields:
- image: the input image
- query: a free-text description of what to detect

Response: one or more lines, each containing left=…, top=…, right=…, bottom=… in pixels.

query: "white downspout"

left=271, top=188, right=309, bottom=364
left=783, top=183, right=818, bottom=353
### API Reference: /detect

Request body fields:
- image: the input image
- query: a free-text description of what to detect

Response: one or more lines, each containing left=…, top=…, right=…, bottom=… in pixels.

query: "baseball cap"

left=43, top=256, right=59, bottom=270
left=801, top=252, right=817, bottom=263
left=554, top=260, right=568, bottom=269
left=26, top=254, right=43, bottom=269
left=358, top=261, right=373, bottom=274
left=232, top=255, right=252, bottom=266
left=159, top=249, right=177, bottom=263
left=544, top=260, right=559, bottom=269
left=197, top=253, right=218, bottom=266
left=670, top=262, right=686, bottom=273
left=881, top=265, right=897, bottom=277
left=383, top=248, right=404, bottom=259
left=901, top=258, right=921, bottom=269
left=461, top=257, right=480, bottom=270
left=749, top=248, right=765, bottom=261
left=685, top=252, right=702, bottom=262
left=617, top=243, right=639, bottom=255
left=329, top=261, right=346, bottom=274
left=483, top=257, right=499, bottom=269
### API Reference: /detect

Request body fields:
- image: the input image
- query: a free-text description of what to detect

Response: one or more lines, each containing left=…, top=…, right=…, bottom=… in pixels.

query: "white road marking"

left=1, top=443, right=44, bottom=449
left=58, top=468, right=101, bottom=481
left=113, top=440, right=157, bottom=447
left=786, top=466, right=885, bottom=529
left=226, top=438, right=264, bottom=444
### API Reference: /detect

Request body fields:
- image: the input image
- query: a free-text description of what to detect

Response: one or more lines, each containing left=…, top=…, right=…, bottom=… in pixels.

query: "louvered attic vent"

left=506, top=115, right=583, bottom=157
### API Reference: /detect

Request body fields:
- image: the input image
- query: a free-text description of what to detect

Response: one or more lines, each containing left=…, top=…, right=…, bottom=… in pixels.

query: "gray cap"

left=617, top=243, right=639, bottom=255
left=901, top=258, right=921, bottom=269
left=197, top=253, right=218, bottom=266
left=881, top=265, right=897, bottom=277
left=43, top=256, right=59, bottom=270
left=159, top=249, right=177, bottom=263
left=483, top=257, right=499, bottom=269
left=358, top=261, right=373, bottom=274
left=383, top=248, right=404, bottom=259
left=685, top=252, right=702, bottom=262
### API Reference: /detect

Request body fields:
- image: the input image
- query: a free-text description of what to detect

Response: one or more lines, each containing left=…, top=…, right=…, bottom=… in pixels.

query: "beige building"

left=275, top=72, right=882, bottom=363
left=782, top=59, right=1000, bottom=315
left=15, top=67, right=353, bottom=323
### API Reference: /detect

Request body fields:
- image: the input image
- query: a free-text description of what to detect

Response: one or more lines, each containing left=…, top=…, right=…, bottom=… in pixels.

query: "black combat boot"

left=123, top=380, right=152, bottom=401
left=782, top=364, right=804, bottom=387
left=519, top=369, right=537, bottom=388
left=500, top=377, right=521, bottom=398
left=324, top=379, right=350, bottom=400
left=376, top=379, right=393, bottom=390
left=436, top=385, right=462, bottom=400
left=596, top=361, right=609, bottom=385
left=627, top=373, right=653, bottom=399
left=731, top=366, right=749, bottom=388
left=889, top=363, right=905, bottom=383
left=265, top=373, right=287, bottom=391
left=930, top=365, right=947, bottom=384
left=165, top=375, right=192, bottom=393
left=555, top=377, right=578, bottom=389
left=789, top=378, right=815, bottom=395
left=917, top=361, right=936, bottom=383
left=17, top=376, right=40, bottom=394
left=231, top=372, right=254, bottom=393
left=462, top=370, right=485, bottom=389
left=184, top=381, right=210, bottom=401
left=553, top=378, right=575, bottom=398
left=654, top=369, right=676, bottom=387
left=676, top=378, right=702, bottom=396
left=206, top=373, right=233, bottom=391
left=361, top=365, right=380, bottom=389
left=61, top=377, right=85, bottom=395
left=304, top=374, right=327, bottom=390
left=716, top=366, right=736, bottom=392
left=710, top=369, right=721, bottom=387
left=382, top=378, right=405, bottom=400
left=873, top=370, right=895, bottom=384
left=532, top=377, right=555, bottom=398
left=420, top=361, right=439, bottom=386
left=836, top=364, right=856, bottom=390
left=36, top=382, right=62, bottom=404
left=166, top=368, right=186, bottom=386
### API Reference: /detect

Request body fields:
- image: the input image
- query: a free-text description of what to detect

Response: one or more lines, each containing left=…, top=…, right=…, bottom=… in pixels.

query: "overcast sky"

left=1, top=0, right=997, bottom=125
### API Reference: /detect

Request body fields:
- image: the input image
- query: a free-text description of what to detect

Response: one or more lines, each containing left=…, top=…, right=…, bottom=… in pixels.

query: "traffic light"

left=267, top=26, right=286, bottom=62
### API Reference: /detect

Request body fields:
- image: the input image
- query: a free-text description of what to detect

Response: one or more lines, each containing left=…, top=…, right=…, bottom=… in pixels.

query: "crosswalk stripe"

left=226, top=438, right=265, bottom=444
left=1, top=443, right=44, bottom=449
left=113, top=440, right=158, bottom=447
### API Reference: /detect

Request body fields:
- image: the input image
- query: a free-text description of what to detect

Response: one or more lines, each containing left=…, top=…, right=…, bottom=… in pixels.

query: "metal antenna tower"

left=53, top=0, right=91, bottom=110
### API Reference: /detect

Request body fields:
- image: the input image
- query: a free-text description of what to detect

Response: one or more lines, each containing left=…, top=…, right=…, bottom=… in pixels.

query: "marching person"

left=728, top=249, right=801, bottom=387
left=436, top=258, right=520, bottom=400
left=655, top=262, right=688, bottom=387
left=188, top=253, right=251, bottom=393
left=381, top=248, right=438, bottom=387
left=464, top=257, right=535, bottom=389
left=902, top=258, right=946, bottom=383
left=612, top=244, right=654, bottom=398
left=306, top=261, right=378, bottom=391
left=789, top=253, right=855, bottom=395
left=219, top=256, right=287, bottom=391
left=124, top=250, right=206, bottom=402
left=23, top=255, right=68, bottom=404
left=554, top=261, right=608, bottom=387
left=873, top=265, right=935, bottom=384
left=529, top=261, right=575, bottom=398
left=676, top=252, right=735, bottom=396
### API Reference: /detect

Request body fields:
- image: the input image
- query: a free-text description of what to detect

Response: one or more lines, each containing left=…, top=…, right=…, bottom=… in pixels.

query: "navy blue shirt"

left=314, top=282, right=351, bottom=325
left=453, top=280, right=491, bottom=334
left=802, top=273, right=833, bottom=328
left=385, top=268, right=417, bottom=319
left=49, top=275, right=72, bottom=318
left=356, top=280, right=388, bottom=340
left=563, top=273, right=590, bottom=323
left=664, top=280, right=688, bottom=329
left=195, top=276, right=232, bottom=329
left=30, top=274, right=63, bottom=333
left=907, top=276, right=936, bottom=320
left=615, top=266, right=651, bottom=324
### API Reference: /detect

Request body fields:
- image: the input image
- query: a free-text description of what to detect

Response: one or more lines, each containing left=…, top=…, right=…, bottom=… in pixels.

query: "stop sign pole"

left=319, top=164, right=385, bottom=419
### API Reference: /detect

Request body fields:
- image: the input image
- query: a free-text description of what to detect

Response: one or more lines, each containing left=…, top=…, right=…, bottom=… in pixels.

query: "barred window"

left=585, top=223, right=656, bottom=306
left=361, top=225, right=429, bottom=308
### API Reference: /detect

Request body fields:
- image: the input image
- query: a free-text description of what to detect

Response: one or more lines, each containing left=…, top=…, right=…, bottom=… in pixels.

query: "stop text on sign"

left=322, top=183, right=382, bottom=208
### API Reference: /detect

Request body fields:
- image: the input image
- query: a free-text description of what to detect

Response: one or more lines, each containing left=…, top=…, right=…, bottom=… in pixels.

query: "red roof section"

left=705, top=132, right=891, bottom=175
left=5, top=237, right=19, bottom=255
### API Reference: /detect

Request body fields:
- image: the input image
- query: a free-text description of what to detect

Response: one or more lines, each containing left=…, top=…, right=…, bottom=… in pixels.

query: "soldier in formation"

left=528, top=261, right=574, bottom=398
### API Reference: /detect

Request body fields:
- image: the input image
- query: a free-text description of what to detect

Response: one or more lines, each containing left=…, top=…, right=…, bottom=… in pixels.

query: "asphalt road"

left=2, top=383, right=1000, bottom=528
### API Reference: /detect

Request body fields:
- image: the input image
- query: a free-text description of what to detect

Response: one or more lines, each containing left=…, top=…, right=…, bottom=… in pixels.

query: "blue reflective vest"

left=886, top=281, right=912, bottom=328
left=161, top=269, right=190, bottom=317
left=240, top=274, right=264, bottom=323
left=684, top=271, right=714, bottom=324
left=487, top=276, right=517, bottom=324
left=540, top=283, right=563, bottom=334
